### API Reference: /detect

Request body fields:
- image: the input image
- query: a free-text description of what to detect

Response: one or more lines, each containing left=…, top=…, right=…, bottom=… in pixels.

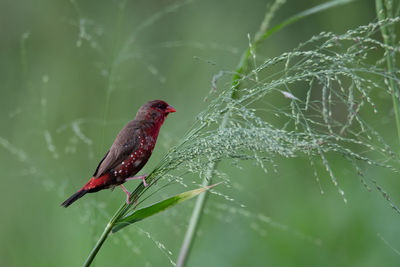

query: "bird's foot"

left=125, top=174, right=149, bottom=187
left=119, top=185, right=131, bottom=204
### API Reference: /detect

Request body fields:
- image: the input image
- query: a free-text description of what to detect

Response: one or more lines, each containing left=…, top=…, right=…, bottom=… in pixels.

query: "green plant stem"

left=83, top=223, right=113, bottom=267
left=177, top=0, right=357, bottom=266
left=83, top=181, right=149, bottom=266
left=177, top=4, right=278, bottom=262
left=231, top=0, right=355, bottom=98
left=176, top=165, right=214, bottom=267
left=83, top=204, right=127, bottom=266
left=176, top=113, right=229, bottom=267
left=375, top=0, right=400, bottom=147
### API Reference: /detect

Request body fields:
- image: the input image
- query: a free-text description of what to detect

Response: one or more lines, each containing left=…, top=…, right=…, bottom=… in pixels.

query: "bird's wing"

left=93, top=125, right=141, bottom=178
left=93, top=150, right=110, bottom=177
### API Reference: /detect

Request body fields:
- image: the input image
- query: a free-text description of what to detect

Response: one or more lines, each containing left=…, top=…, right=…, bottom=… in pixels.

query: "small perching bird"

left=61, top=100, right=176, bottom=207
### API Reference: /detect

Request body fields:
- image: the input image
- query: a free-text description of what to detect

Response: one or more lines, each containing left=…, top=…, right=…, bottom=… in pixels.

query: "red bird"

left=61, top=100, right=176, bottom=207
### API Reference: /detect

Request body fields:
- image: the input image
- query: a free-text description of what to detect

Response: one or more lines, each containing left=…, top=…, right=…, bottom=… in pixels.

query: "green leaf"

left=112, top=183, right=220, bottom=233
left=259, top=0, right=356, bottom=42
left=231, top=0, right=356, bottom=99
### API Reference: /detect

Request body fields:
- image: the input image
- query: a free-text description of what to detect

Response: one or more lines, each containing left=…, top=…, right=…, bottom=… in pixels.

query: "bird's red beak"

left=165, top=105, right=176, bottom=113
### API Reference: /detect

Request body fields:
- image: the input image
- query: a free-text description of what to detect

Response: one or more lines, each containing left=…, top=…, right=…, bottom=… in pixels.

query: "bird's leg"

left=125, top=174, right=149, bottom=187
left=119, top=185, right=131, bottom=204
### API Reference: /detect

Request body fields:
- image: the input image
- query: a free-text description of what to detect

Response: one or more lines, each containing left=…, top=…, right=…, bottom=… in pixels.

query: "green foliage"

left=112, top=183, right=219, bottom=233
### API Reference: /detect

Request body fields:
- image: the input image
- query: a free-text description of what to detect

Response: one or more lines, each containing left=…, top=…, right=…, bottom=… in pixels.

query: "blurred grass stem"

left=375, top=0, right=400, bottom=148
left=176, top=115, right=228, bottom=267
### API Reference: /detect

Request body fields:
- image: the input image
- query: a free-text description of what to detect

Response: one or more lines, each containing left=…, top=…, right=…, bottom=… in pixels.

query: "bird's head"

left=136, top=100, right=176, bottom=124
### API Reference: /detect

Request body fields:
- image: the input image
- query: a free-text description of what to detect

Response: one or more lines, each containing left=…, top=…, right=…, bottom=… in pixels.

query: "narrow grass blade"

left=112, top=183, right=220, bottom=233
left=259, top=0, right=356, bottom=42
left=232, top=0, right=356, bottom=98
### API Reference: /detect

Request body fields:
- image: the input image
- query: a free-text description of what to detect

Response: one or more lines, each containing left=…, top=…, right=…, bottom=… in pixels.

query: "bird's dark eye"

left=155, top=103, right=167, bottom=109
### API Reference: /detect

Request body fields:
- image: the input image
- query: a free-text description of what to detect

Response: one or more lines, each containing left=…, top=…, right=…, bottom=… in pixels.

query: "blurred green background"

left=1, top=0, right=400, bottom=266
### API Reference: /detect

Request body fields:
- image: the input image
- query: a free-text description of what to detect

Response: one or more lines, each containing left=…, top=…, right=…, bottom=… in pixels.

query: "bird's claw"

left=125, top=174, right=149, bottom=187
left=142, top=177, right=149, bottom=187
left=120, top=185, right=131, bottom=204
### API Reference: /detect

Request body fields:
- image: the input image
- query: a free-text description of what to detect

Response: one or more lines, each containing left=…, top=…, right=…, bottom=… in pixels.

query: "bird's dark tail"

left=61, top=174, right=111, bottom=207
left=61, top=189, right=87, bottom=207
